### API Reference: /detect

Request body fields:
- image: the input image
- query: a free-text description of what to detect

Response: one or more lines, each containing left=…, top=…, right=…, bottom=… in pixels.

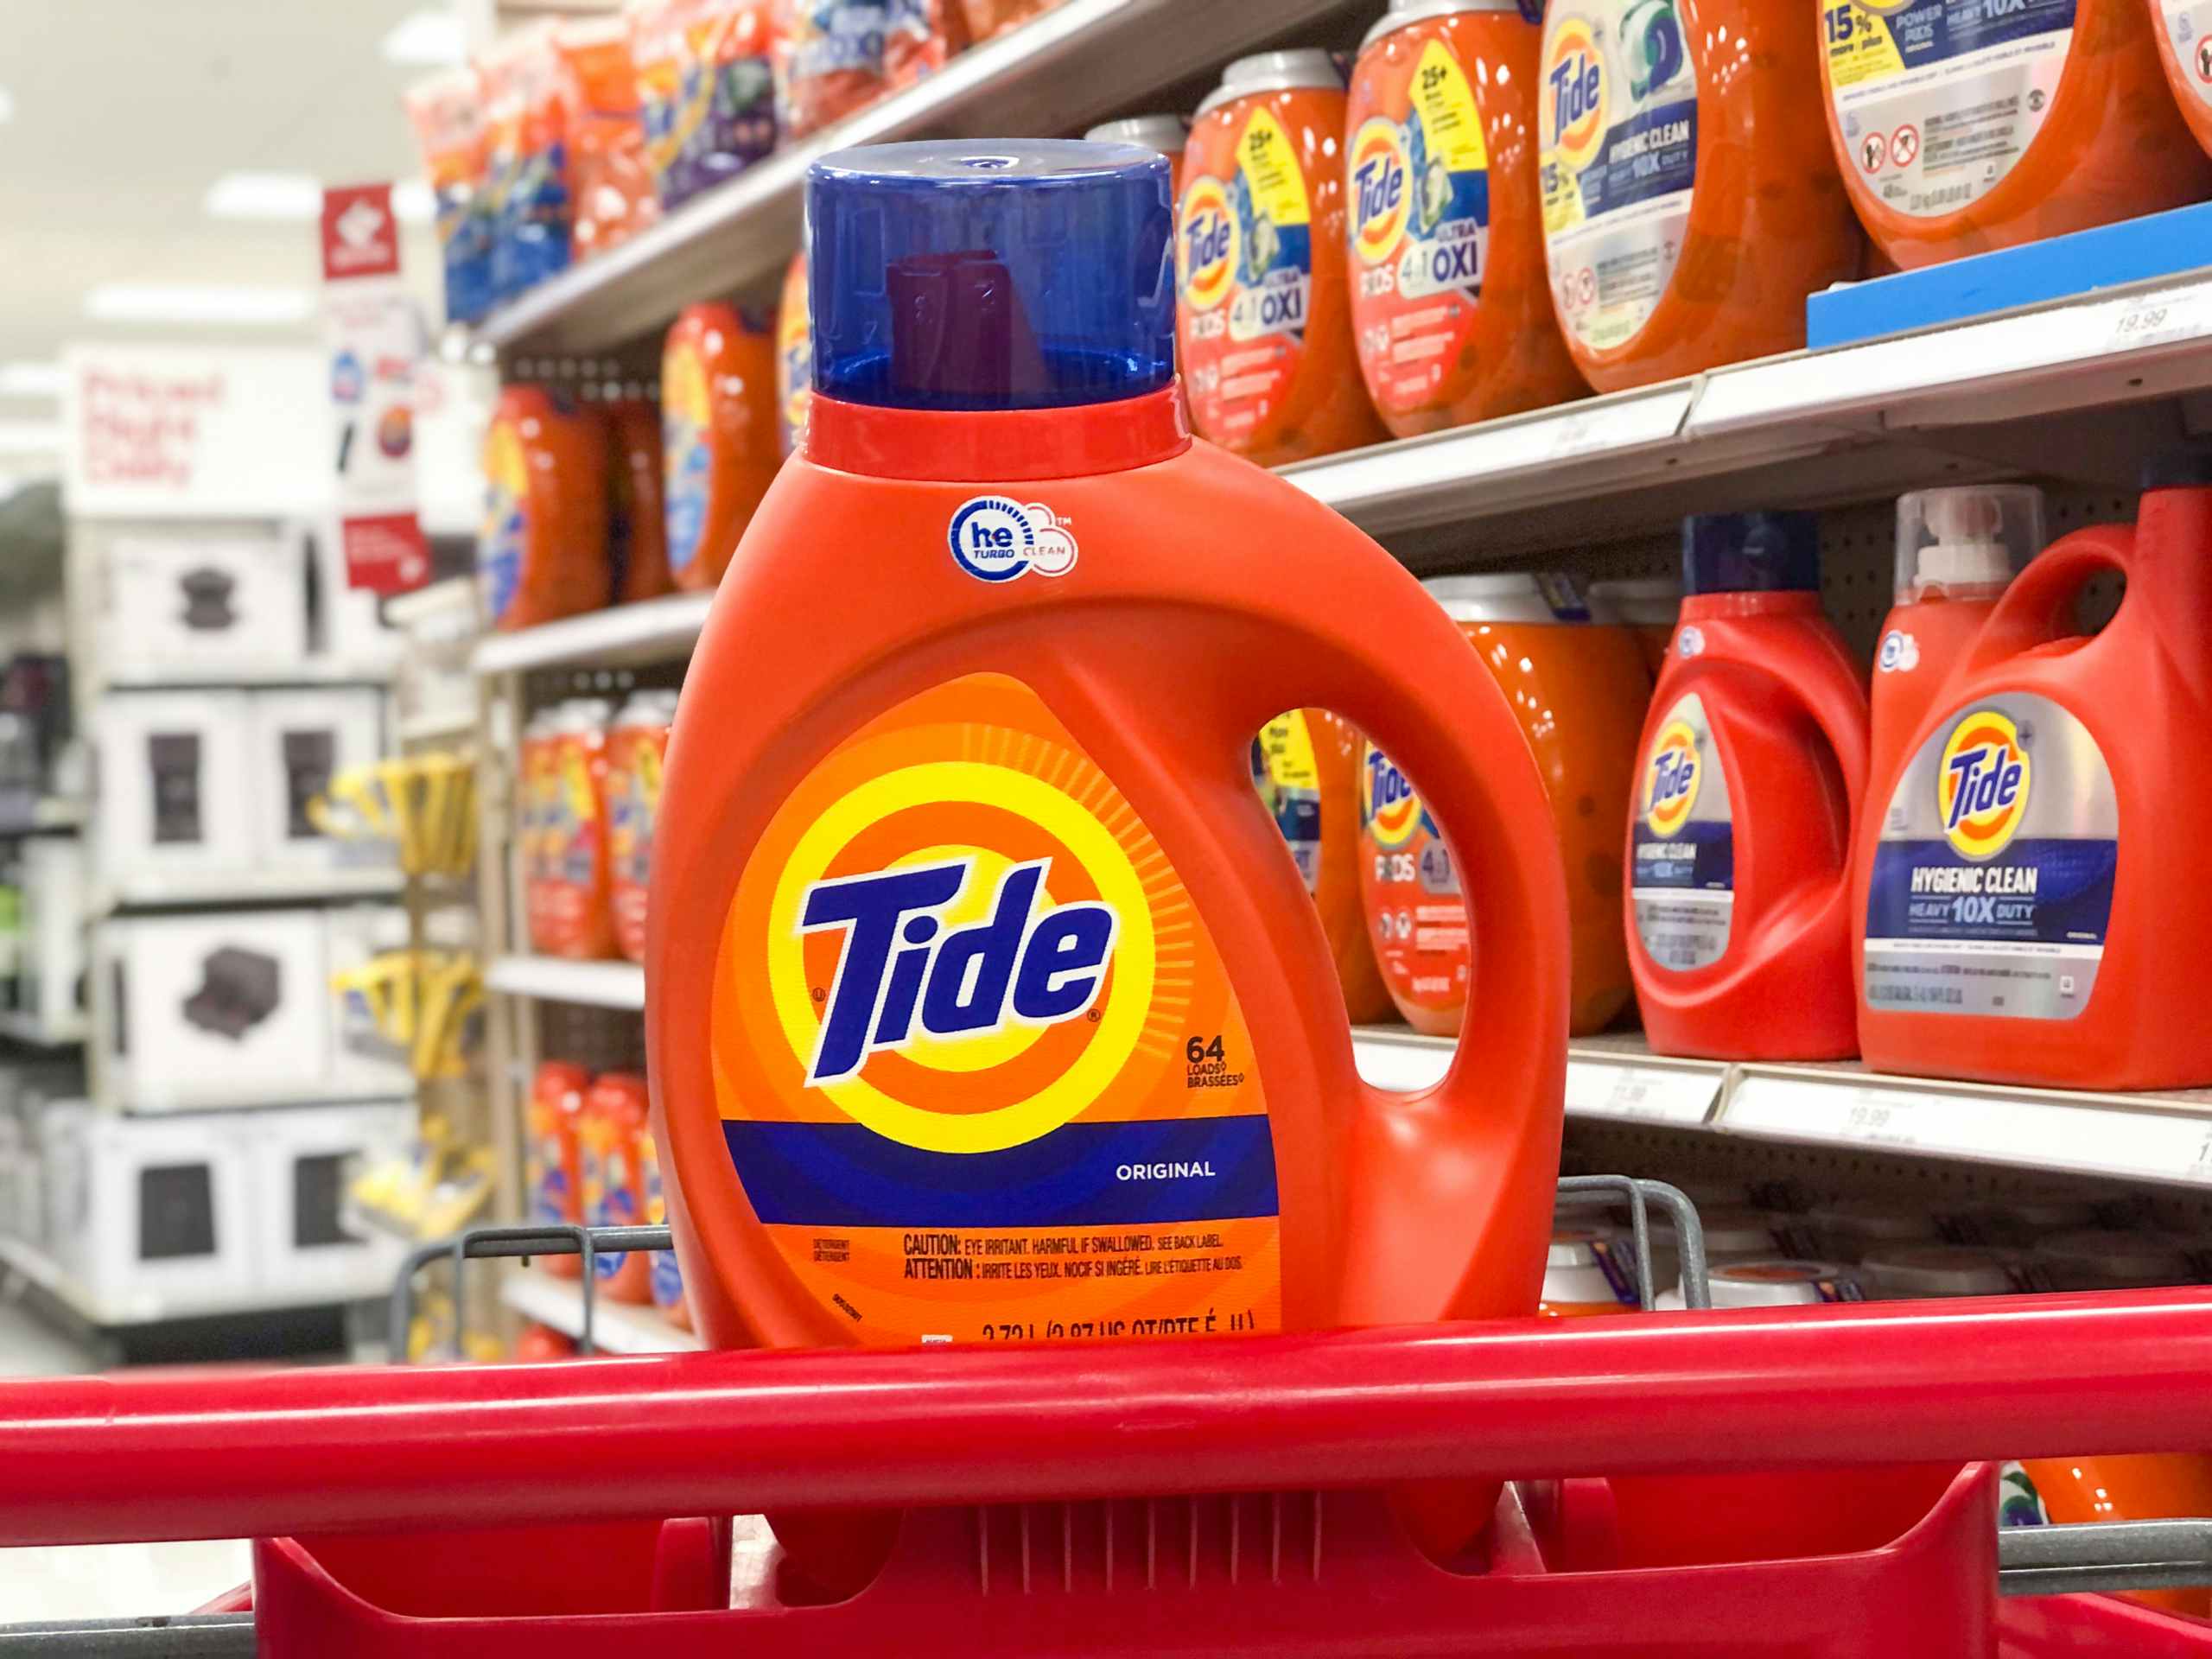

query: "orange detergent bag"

left=1825, top=0, right=2212, bottom=270
left=1856, top=452, right=2212, bottom=1090
left=1539, top=0, right=1863, bottom=392
left=1362, top=575, right=1649, bottom=1037
left=645, top=141, right=1569, bottom=1595
left=1178, top=53, right=1389, bottom=465
left=553, top=17, right=657, bottom=259
left=1251, top=709, right=1393, bottom=1023
left=479, top=385, right=608, bottom=631
left=1629, top=514, right=1869, bottom=1061
left=1346, top=0, right=1586, bottom=437
left=663, top=302, right=781, bottom=591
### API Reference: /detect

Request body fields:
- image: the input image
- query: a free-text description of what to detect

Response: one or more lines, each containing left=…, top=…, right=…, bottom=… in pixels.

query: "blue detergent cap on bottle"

left=1683, top=512, right=1822, bottom=595
left=807, top=139, right=1176, bottom=413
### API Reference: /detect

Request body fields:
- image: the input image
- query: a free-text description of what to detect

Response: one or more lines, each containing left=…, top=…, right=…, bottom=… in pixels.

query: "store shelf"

left=396, top=706, right=476, bottom=745
left=104, top=658, right=394, bottom=690
left=500, top=1266, right=702, bottom=1354
left=0, top=1009, right=86, bottom=1048
left=476, top=0, right=1362, bottom=355
left=99, top=865, right=404, bottom=911
left=471, top=592, right=714, bottom=677
left=486, top=954, right=645, bottom=1010
left=1354, top=1027, right=2212, bottom=1189
left=0, top=1233, right=369, bottom=1327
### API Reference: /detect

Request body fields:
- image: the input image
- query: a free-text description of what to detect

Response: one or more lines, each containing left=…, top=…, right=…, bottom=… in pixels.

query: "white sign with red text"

left=322, top=183, right=429, bottom=595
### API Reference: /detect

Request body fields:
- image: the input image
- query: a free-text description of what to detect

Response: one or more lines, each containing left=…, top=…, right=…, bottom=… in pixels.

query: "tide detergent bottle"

left=1627, top=513, right=1868, bottom=1059
left=645, top=140, right=1570, bottom=1586
left=1857, top=453, right=2212, bottom=1089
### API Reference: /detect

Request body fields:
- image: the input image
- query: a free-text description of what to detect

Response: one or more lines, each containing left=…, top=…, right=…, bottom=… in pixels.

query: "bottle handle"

left=1777, top=635, right=1872, bottom=867
left=1961, top=524, right=2133, bottom=679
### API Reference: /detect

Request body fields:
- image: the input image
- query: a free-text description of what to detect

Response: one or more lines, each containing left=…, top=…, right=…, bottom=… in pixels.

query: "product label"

left=2163, top=3, right=2212, bottom=109
left=1179, top=107, right=1316, bottom=444
left=1358, top=743, right=1468, bottom=1014
left=1348, top=36, right=1491, bottom=416
left=1540, top=1, right=1700, bottom=355
left=580, top=1122, right=639, bottom=1281
left=663, top=340, right=711, bottom=574
left=527, top=1109, right=571, bottom=1229
left=777, top=267, right=812, bottom=457
left=478, top=417, right=526, bottom=626
left=711, top=675, right=1282, bottom=1345
left=1824, top=0, right=2074, bottom=219
left=634, top=1, right=775, bottom=209
left=1865, top=695, right=2116, bottom=1019
left=641, top=1128, right=685, bottom=1313
left=1630, top=692, right=1734, bottom=971
left=1251, top=711, right=1324, bottom=893
left=1999, top=1460, right=2052, bottom=1527
left=608, top=725, right=667, bottom=958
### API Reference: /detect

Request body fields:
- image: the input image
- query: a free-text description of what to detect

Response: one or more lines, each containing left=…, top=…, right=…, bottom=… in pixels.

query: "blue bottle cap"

left=807, top=140, right=1175, bottom=413
left=1682, top=512, right=1821, bottom=595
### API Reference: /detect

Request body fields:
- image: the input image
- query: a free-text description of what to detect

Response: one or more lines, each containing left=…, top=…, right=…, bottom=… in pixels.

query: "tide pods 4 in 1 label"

left=1179, top=107, right=1315, bottom=444
left=1865, top=695, right=2116, bottom=1019
left=1251, top=711, right=1324, bottom=893
left=662, top=338, right=712, bottom=575
left=2164, top=3, right=2212, bottom=110
left=478, top=416, right=527, bottom=626
left=1348, top=36, right=1491, bottom=416
left=712, top=675, right=1283, bottom=1345
left=1359, top=744, right=1467, bottom=1015
left=1539, top=0, right=1699, bottom=354
left=1630, top=692, right=1734, bottom=972
left=1824, top=0, right=2072, bottom=219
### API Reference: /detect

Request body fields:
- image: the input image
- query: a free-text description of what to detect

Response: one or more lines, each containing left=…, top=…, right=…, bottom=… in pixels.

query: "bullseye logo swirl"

left=1939, top=709, right=2031, bottom=861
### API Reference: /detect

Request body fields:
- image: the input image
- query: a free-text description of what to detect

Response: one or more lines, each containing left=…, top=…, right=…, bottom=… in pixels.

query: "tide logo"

left=1349, top=118, right=1412, bottom=265
left=947, top=495, right=1077, bottom=583
left=799, top=856, right=1118, bottom=1088
left=1938, top=709, right=2031, bottom=860
left=1643, top=719, right=1700, bottom=836
left=1178, top=175, right=1239, bottom=311
left=1542, top=17, right=1609, bottom=173
left=1362, top=746, right=1425, bottom=848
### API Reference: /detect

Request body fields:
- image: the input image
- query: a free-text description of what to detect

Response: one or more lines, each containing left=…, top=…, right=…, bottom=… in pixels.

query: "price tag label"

left=1566, top=1060, right=1720, bottom=1126
left=2107, top=288, right=2212, bottom=355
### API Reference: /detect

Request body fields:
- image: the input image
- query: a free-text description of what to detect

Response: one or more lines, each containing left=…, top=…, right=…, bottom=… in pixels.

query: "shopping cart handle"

left=4, top=1288, right=2212, bottom=1548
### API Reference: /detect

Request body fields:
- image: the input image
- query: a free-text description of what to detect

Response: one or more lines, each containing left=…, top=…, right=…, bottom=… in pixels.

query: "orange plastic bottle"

left=581, top=1071, right=653, bottom=1304
left=774, top=251, right=811, bottom=458
left=646, top=141, right=1569, bottom=1582
left=1539, top=0, right=1863, bottom=391
left=525, top=1060, right=589, bottom=1280
left=480, top=385, right=607, bottom=631
left=1866, top=486, right=2043, bottom=821
left=2153, top=0, right=2212, bottom=161
left=1178, top=53, right=1389, bottom=464
left=1824, top=0, right=2212, bottom=270
left=662, top=302, right=781, bottom=591
left=606, top=689, right=676, bottom=964
left=1588, top=575, right=1681, bottom=678
left=603, top=395, right=673, bottom=603
left=1857, top=453, right=2212, bottom=1088
left=639, top=1122, right=691, bottom=1329
left=1250, top=709, right=1393, bottom=1023
left=533, top=698, right=617, bottom=960
left=1346, top=0, right=1586, bottom=437
left=1083, top=116, right=1187, bottom=197
left=1363, top=575, right=1649, bottom=1036
left=1628, top=514, right=1869, bottom=1060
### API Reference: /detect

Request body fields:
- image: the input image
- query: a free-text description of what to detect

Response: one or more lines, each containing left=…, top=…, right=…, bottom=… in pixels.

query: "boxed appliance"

left=41, top=1103, right=255, bottom=1319
left=92, top=910, right=331, bottom=1110
left=242, top=1099, right=414, bottom=1302
left=16, top=835, right=88, bottom=1041
left=321, top=905, right=417, bottom=1096
left=101, top=530, right=308, bottom=677
left=93, top=690, right=254, bottom=886
left=245, top=688, right=392, bottom=872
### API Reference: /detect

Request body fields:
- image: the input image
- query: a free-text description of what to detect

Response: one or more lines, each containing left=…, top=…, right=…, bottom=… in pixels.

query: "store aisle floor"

left=0, top=1300, right=251, bottom=1621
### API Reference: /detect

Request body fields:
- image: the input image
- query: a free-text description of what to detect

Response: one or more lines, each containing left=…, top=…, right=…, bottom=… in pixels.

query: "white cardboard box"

left=102, top=530, right=308, bottom=675
left=92, top=911, right=332, bottom=1111
left=245, top=688, right=392, bottom=872
left=41, top=1103, right=255, bottom=1319
left=17, top=836, right=88, bottom=1040
left=242, top=1100, right=413, bottom=1302
left=94, top=690, right=255, bottom=884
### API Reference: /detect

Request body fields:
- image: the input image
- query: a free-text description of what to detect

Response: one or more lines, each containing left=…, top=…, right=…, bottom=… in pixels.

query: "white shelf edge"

left=0, top=1010, right=86, bottom=1048
left=103, top=659, right=395, bottom=690
left=0, top=1233, right=383, bottom=1326
left=99, top=866, right=405, bottom=911
left=94, top=1087, right=418, bottom=1116
left=471, top=592, right=715, bottom=677
left=397, top=708, right=477, bottom=745
left=1352, top=1027, right=1725, bottom=1128
left=500, top=1265, right=702, bottom=1353
left=486, top=955, right=646, bottom=1011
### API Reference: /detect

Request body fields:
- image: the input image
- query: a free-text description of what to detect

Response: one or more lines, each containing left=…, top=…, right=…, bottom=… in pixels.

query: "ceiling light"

left=0, top=424, right=63, bottom=457
left=203, top=171, right=322, bottom=222
left=84, top=284, right=315, bottom=326
left=381, top=9, right=464, bottom=67
left=0, top=363, right=64, bottom=398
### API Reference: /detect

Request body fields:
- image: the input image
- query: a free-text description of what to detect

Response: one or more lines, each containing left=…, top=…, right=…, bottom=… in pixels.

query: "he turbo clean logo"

left=946, top=496, right=1078, bottom=584
left=1542, top=16, right=1610, bottom=172
left=1362, top=747, right=1425, bottom=848
left=1643, top=718, right=1701, bottom=836
left=1350, top=118, right=1413, bottom=265
left=1178, top=175, right=1239, bottom=311
left=1938, top=709, right=2031, bottom=861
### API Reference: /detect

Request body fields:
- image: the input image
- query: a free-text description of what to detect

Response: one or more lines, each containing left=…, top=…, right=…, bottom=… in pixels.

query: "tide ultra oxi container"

left=1628, top=513, right=1870, bottom=1059
left=1857, top=452, right=2212, bottom=1089
left=645, top=140, right=1571, bottom=1585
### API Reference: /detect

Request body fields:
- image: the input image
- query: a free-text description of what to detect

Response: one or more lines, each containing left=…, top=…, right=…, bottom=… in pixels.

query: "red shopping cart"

left=6, top=1179, right=2212, bottom=1656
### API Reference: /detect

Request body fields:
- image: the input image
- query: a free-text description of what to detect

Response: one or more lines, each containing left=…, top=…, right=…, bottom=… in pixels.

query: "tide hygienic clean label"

left=1539, top=0, right=1699, bottom=354
left=1865, top=694, right=2117, bottom=1019
left=1631, top=691, right=1734, bottom=970
left=1824, top=0, right=2074, bottom=219
left=711, top=674, right=1283, bottom=1344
